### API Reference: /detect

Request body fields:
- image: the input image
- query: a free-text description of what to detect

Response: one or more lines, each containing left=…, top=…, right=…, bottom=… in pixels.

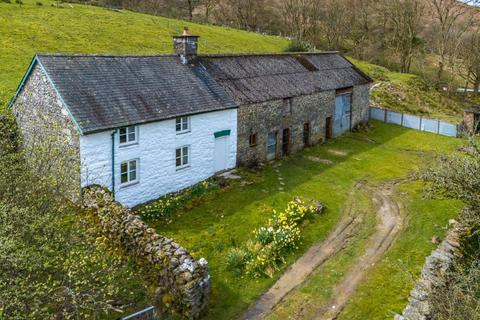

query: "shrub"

left=284, top=40, right=311, bottom=53
left=1, top=0, right=12, bottom=4
left=14, top=0, right=22, bottom=5
left=227, top=197, right=323, bottom=278
left=36, top=1, right=43, bottom=5
left=137, top=179, right=219, bottom=220
left=226, top=248, right=250, bottom=276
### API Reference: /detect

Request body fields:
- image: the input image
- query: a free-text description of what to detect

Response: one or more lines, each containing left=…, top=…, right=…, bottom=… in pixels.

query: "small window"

left=119, top=126, right=137, bottom=145
left=283, top=98, right=292, bottom=117
left=120, top=159, right=138, bottom=185
left=249, top=133, right=257, bottom=147
left=176, top=146, right=189, bottom=169
left=175, top=116, right=190, bottom=133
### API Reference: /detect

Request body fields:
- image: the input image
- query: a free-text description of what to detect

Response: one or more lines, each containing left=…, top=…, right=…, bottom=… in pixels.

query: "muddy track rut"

left=239, top=181, right=405, bottom=320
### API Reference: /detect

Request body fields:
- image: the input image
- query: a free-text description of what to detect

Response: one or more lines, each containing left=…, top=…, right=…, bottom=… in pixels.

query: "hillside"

left=0, top=0, right=288, bottom=105
left=351, top=58, right=466, bottom=123
left=1, top=0, right=467, bottom=124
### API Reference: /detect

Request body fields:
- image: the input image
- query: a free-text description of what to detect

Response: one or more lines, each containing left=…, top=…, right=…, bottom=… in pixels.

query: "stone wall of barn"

left=351, top=83, right=371, bottom=125
left=12, top=64, right=81, bottom=200
left=236, top=84, right=370, bottom=166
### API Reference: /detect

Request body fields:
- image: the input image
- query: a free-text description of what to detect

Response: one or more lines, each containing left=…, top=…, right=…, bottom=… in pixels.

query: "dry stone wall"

left=394, top=220, right=469, bottom=320
left=82, top=186, right=210, bottom=319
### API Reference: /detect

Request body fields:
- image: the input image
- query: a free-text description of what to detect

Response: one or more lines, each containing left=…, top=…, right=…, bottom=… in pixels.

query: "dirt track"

left=239, top=181, right=405, bottom=320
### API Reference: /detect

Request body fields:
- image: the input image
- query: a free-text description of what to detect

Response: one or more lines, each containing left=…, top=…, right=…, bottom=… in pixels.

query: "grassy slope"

left=351, top=58, right=466, bottom=123
left=0, top=0, right=288, bottom=104
left=151, top=122, right=462, bottom=319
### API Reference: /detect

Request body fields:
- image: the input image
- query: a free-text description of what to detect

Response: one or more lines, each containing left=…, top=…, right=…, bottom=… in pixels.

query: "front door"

left=282, top=128, right=290, bottom=156
left=267, top=131, right=277, bottom=161
left=214, top=136, right=228, bottom=172
left=334, top=94, right=352, bottom=137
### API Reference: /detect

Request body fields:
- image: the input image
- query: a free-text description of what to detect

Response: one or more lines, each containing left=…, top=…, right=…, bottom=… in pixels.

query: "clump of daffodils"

left=136, top=179, right=218, bottom=220
left=226, top=197, right=323, bottom=278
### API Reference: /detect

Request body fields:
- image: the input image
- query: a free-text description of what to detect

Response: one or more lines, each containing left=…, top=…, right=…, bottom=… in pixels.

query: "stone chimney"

left=173, top=27, right=199, bottom=64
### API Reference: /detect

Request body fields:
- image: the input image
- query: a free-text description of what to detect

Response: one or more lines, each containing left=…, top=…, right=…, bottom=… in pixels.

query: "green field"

left=0, top=0, right=288, bottom=104
left=150, top=121, right=463, bottom=319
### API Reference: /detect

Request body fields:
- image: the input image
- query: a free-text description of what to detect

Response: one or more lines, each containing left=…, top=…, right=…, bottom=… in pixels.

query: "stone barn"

left=10, top=29, right=372, bottom=207
left=200, top=53, right=373, bottom=166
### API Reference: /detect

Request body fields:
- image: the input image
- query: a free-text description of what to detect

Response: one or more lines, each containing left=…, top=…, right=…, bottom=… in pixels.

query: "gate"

left=334, top=94, right=352, bottom=137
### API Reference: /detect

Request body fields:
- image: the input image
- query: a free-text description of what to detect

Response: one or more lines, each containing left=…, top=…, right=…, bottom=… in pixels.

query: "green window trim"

left=214, top=129, right=231, bottom=138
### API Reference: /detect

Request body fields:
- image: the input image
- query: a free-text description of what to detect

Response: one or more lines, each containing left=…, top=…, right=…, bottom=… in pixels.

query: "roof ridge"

left=213, top=66, right=354, bottom=81
left=35, top=51, right=341, bottom=59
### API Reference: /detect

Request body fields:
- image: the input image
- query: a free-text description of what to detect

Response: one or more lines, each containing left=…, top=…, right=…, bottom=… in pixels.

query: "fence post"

left=401, top=113, right=404, bottom=127
left=384, top=109, right=388, bottom=123
left=419, top=116, right=423, bottom=131
left=437, top=120, right=441, bottom=134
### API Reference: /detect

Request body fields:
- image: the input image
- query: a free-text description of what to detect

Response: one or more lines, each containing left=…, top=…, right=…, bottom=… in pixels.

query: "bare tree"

left=427, top=0, right=479, bottom=86
left=317, top=0, right=352, bottom=50
left=280, top=0, right=318, bottom=41
left=458, top=29, right=480, bottom=95
left=388, top=0, right=425, bottom=73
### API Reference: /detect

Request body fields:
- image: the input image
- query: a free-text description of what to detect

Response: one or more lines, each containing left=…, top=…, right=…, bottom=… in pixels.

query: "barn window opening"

left=249, top=133, right=257, bottom=146
left=283, top=98, right=293, bottom=116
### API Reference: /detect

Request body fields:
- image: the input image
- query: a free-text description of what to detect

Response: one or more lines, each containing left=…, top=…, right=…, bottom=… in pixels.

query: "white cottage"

left=11, top=32, right=238, bottom=207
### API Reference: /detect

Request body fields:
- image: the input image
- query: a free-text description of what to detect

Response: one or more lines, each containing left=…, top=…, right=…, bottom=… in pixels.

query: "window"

left=119, top=126, right=137, bottom=145
left=175, top=116, right=190, bottom=133
left=120, top=159, right=138, bottom=185
left=249, top=133, right=257, bottom=147
left=176, top=146, right=189, bottom=168
left=283, top=98, right=292, bottom=117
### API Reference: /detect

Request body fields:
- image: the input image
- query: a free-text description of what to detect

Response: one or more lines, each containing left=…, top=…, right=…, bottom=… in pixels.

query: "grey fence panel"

left=403, top=114, right=421, bottom=129
left=422, top=118, right=439, bottom=134
left=370, top=107, right=386, bottom=121
left=386, top=111, right=403, bottom=125
left=438, top=122, right=457, bottom=137
left=369, top=107, right=458, bottom=137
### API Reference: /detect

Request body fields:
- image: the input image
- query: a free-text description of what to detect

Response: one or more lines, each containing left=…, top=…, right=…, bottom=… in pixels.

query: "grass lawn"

left=0, top=0, right=288, bottom=104
left=149, top=121, right=463, bottom=319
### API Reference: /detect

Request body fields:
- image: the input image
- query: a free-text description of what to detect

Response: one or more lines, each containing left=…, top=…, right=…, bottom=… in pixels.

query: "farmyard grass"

left=0, top=0, right=288, bottom=104
left=150, top=121, right=463, bottom=319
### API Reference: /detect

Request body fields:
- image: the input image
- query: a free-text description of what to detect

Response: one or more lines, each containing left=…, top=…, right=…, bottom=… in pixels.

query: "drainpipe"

left=111, top=129, right=116, bottom=200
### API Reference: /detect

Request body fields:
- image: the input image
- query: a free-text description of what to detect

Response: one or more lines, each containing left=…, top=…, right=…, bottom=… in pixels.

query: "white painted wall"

left=80, top=109, right=237, bottom=207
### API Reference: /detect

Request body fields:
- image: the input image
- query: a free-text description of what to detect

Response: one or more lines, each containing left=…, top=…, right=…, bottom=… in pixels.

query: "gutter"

left=111, top=129, right=116, bottom=200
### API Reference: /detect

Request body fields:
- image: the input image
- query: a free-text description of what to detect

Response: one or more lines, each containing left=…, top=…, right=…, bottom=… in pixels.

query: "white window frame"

left=175, top=116, right=190, bottom=134
left=120, top=159, right=139, bottom=187
left=175, top=145, right=190, bottom=170
left=119, top=126, right=138, bottom=146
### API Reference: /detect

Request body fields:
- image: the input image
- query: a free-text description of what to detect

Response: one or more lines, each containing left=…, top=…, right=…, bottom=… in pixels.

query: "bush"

left=14, top=0, right=22, bottom=4
left=284, top=40, right=311, bottom=53
left=1, top=0, right=12, bottom=4
left=227, top=197, right=322, bottom=278
left=137, top=179, right=219, bottom=220
left=36, top=1, right=43, bottom=5
left=226, top=248, right=251, bottom=276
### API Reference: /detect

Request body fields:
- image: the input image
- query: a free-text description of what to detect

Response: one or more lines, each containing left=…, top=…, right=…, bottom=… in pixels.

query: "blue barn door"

left=333, top=94, right=352, bottom=137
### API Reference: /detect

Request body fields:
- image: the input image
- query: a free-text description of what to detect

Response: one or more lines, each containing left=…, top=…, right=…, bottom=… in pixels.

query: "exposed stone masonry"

left=394, top=220, right=469, bottom=320
left=82, top=186, right=210, bottom=319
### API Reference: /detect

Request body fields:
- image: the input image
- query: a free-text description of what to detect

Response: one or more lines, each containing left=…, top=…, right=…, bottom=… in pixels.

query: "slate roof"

left=14, top=52, right=371, bottom=135
left=199, top=53, right=372, bottom=105
left=36, top=54, right=238, bottom=134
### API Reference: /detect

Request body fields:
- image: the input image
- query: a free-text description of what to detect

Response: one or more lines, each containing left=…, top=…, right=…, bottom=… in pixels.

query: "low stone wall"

left=82, top=186, right=210, bottom=319
left=394, top=220, right=468, bottom=320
